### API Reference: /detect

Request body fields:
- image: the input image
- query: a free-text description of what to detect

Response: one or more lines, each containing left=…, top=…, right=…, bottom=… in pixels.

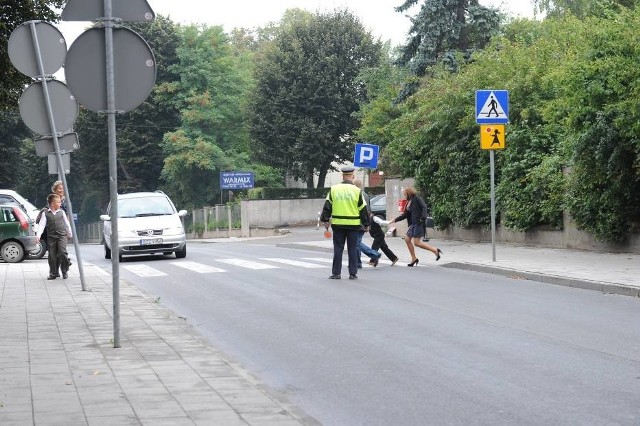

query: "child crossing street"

left=368, top=214, right=399, bottom=266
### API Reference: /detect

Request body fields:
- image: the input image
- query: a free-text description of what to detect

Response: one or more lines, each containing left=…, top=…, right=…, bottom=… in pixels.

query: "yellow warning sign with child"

left=480, top=125, right=505, bottom=150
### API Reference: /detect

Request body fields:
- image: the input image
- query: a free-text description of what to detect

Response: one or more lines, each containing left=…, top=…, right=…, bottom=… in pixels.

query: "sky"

left=58, top=0, right=536, bottom=47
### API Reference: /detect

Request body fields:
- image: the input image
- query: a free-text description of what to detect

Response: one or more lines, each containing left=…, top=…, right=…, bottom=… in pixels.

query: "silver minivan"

left=100, top=191, right=187, bottom=261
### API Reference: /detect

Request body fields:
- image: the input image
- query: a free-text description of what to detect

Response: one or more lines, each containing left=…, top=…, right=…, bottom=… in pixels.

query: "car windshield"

left=117, top=196, right=174, bottom=218
left=371, top=195, right=385, bottom=207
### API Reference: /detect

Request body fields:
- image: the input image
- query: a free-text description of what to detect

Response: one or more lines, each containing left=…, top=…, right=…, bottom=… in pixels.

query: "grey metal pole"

left=28, top=21, right=87, bottom=291
left=104, top=0, right=121, bottom=348
left=490, top=150, right=496, bottom=262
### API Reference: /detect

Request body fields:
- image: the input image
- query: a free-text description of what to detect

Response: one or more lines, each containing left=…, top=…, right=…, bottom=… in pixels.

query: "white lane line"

left=121, top=264, right=167, bottom=277
left=170, top=261, right=226, bottom=273
left=216, top=259, right=279, bottom=270
left=260, top=258, right=326, bottom=268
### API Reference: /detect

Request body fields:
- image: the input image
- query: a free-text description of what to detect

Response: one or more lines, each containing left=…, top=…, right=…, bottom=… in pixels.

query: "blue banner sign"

left=220, top=171, right=254, bottom=189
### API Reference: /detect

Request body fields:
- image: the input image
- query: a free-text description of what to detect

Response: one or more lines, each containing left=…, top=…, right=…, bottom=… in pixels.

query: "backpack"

left=35, top=207, right=47, bottom=224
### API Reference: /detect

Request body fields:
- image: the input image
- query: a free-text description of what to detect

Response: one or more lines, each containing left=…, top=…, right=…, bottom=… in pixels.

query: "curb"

left=440, top=262, right=640, bottom=298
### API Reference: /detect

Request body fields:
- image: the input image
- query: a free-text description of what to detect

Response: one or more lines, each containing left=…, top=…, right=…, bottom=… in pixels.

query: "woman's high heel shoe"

left=435, top=248, right=443, bottom=261
left=408, top=259, right=419, bottom=267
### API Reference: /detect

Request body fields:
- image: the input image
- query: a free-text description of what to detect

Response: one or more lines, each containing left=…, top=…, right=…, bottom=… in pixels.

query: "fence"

left=76, top=222, right=102, bottom=244
left=188, top=204, right=241, bottom=237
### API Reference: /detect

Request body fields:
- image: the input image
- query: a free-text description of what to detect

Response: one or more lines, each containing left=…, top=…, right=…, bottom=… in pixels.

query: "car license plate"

left=140, top=238, right=163, bottom=246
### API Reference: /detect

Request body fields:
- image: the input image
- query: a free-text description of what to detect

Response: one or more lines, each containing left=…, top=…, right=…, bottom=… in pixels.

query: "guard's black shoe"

left=47, top=275, right=56, bottom=280
left=372, top=257, right=379, bottom=267
left=62, top=272, right=68, bottom=279
left=329, top=274, right=341, bottom=279
left=349, top=274, right=357, bottom=280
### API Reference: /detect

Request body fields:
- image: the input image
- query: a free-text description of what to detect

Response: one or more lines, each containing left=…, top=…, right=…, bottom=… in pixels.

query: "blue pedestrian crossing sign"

left=475, top=90, right=509, bottom=124
left=354, top=143, right=379, bottom=169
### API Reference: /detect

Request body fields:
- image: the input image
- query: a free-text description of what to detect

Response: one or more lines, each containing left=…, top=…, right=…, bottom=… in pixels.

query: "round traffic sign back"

left=8, top=22, right=67, bottom=78
left=19, top=80, right=78, bottom=136
left=65, top=27, right=156, bottom=113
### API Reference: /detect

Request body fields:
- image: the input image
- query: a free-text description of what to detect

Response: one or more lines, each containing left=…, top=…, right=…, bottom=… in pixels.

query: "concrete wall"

left=240, top=198, right=324, bottom=236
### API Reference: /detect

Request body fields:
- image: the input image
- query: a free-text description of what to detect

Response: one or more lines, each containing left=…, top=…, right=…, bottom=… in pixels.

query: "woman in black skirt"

left=389, top=187, right=442, bottom=266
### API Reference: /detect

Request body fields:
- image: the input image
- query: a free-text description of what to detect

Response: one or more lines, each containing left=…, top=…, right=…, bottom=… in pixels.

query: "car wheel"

left=104, top=243, right=111, bottom=259
left=28, top=240, right=47, bottom=259
left=1, top=240, right=25, bottom=263
left=175, top=245, right=187, bottom=259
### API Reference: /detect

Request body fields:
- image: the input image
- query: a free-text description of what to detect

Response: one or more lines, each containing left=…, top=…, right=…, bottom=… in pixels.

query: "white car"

left=100, top=191, right=187, bottom=261
left=0, top=189, right=41, bottom=221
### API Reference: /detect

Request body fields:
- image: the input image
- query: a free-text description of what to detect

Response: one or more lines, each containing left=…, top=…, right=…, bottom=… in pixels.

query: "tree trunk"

left=304, top=167, right=314, bottom=189
left=317, top=168, right=327, bottom=189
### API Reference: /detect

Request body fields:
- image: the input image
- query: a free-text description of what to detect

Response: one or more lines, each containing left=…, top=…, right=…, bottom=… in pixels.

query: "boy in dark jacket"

left=368, top=214, right=399, bottom=266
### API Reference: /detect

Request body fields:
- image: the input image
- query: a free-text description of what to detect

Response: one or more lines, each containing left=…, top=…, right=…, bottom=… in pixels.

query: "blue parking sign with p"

left=354, top=143, right=379, bottom=169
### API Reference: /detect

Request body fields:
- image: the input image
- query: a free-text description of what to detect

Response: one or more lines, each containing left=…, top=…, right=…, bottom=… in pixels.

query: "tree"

left=394, top=0, right=501, bottom=98
left=159, top=24, right=254, bottom=208
left=0, top=0, right=63, bottom=111
left=532, top=0, right=637, bottom=18
left=249, top=9, right=383, bottom=188
left=0, top=114, right=30, bottom=188
left=354, top=46, right=409, bottom=175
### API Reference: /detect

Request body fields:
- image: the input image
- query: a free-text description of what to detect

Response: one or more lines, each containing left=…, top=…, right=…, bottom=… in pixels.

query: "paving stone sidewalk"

left=0, top=261, right=311, bottom=426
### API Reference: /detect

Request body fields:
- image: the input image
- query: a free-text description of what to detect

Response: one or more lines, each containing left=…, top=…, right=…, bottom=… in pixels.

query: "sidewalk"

left=286, top=234, right=640, bottom=298
left=0, top=261, right=310, bottom=426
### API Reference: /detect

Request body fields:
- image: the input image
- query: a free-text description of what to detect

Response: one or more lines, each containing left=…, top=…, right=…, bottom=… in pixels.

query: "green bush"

left=247, top=186, right=383, bottom=199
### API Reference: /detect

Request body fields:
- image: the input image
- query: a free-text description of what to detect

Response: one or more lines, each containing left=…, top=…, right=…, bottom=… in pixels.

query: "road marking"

left=170, top=261, right=226, bottom=273
left=303, top=257, right=349, bottom=266
left=302, top=257, right=333, bottom=263
left=302, top=257, right=383, bottom=267
left=122, top=264, right=167, bottom=277
left=216, top=259, right=279, bottom=269
left=260, top=258, right=326, bottom=268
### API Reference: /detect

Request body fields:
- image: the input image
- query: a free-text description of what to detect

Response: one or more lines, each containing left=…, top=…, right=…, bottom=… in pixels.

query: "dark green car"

left=0, top=203, right=37, bottom=263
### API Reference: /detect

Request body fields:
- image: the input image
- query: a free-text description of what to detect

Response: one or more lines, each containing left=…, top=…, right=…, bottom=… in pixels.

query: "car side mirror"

left=178, top=210, right=187, bottom=217
left=99, top=214, right=111, bottom=221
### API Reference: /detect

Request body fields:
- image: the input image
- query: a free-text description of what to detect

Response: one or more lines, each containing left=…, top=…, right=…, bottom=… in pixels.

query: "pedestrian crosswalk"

left=122, top=264, right=168, bottom=277
left=113, top=256, right=396, bottom=278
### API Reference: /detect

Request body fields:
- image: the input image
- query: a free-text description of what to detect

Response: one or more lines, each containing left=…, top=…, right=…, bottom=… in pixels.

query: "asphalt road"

left=79, top=235, right=640, bottom=426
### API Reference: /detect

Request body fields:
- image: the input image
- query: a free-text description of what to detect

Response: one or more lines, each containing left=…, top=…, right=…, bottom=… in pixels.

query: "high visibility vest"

left=327, top=183, right=364, bottom=226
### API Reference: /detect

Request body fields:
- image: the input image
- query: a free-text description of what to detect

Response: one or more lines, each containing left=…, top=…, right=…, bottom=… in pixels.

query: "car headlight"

left=164, top=227, right=184, bottom=236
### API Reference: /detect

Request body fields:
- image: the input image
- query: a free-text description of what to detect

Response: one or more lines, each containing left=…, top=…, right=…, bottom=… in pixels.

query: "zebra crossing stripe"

left=260, top=258, right=326, bottom=268
left=170, top=261, right=226, bottom=273
left=122, top=264, right=167, bottom=277
left=216, top=259, right=279, bottom=270
left=302, top=257, right=381, bottom=267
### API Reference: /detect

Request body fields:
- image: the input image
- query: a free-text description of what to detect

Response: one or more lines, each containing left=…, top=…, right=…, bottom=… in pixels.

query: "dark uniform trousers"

left=332, top=227, right=359, bottom=276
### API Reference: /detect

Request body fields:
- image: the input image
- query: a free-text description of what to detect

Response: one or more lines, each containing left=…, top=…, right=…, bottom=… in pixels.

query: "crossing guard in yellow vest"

left=320, top=166, right=370, bottom=280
